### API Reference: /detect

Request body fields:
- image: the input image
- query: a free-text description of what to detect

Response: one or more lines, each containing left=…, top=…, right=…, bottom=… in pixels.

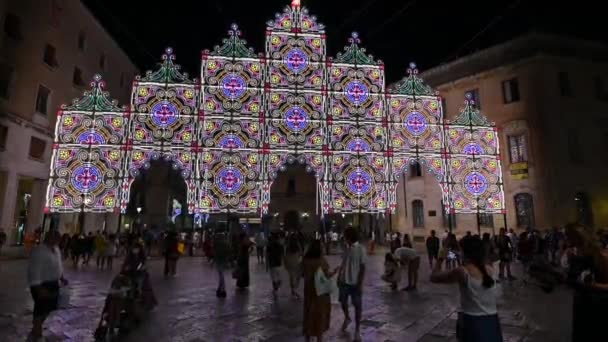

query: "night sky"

left=83, top=0, right=603, bottom=83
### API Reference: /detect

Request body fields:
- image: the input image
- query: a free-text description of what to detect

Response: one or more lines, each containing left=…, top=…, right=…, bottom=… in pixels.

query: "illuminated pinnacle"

left=291, top=0, right=301, bottom=8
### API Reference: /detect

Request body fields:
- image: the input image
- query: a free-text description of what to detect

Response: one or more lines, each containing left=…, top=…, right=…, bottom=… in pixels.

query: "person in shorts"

left=338, top=227, right=366, bottom=341
left=394, top=246, right=421, bottom=291
left=27, top=230, right=68, bottom=341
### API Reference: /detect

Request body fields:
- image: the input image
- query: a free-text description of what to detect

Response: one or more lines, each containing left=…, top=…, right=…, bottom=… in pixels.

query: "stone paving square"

left=0, top=253, right=571, bottom=341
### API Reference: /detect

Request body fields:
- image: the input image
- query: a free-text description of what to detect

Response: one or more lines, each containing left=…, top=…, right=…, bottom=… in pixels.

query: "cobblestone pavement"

left=0, top=251, right=571, bottom=342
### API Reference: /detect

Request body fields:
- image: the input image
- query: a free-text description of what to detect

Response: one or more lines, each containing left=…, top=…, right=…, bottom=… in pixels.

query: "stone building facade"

left=389, top=33, right=608, bottom=241
left=0, top=0, right=137, bottom=242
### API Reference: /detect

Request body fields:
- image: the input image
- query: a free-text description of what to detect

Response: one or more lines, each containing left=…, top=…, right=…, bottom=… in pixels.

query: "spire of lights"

left=291, top=0, right=301, bottom=9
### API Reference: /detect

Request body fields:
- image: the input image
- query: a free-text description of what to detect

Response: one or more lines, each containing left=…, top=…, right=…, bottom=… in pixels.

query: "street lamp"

left=136, top=207, right=142, bottom=235
left=79, top=194, right=86, bottom=235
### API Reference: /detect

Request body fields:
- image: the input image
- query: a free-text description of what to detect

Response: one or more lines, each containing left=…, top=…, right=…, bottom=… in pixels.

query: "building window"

left=73, top=67, right=85, bottom=87
left=575, top=192, right=593, bottom=226
left=508, top=134, right=527, bottom=163
left=0, top=124, right=7, bottom=150
left=35, top=85, right=51, bottom=115
left=568, top=130, right=582, bottom=163
left=77, top=30, right=86, bottom=51
left=29, top=137, right=46, bottom=160
left=479, top=213, right=494, bottom=227
left=558, top=72, right=572, bottom=97
left=441, top=200, right=457, bottom=228
left=3, top=13, right=22, bottom=40
left=410, top=161, right=422, bottom=178
left=502, top=78, right=520, bottom=103
left=465, top=88, right=480, bottom=109
left=594, top=76, right=608, bottom=101
left=412, top=200, right=424, bottom=228
left=0, top=63, right=14, bottom=99
left=515, top=193, right=535, bottom=228
left=43, top=44, right=59, bottom=68
left=99, top=53, right=106, bottom=70
left=286, top=178, right=296, bottom=197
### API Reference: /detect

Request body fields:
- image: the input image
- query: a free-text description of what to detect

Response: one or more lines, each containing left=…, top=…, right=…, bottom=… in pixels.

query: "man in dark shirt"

left=266, top=233, right=284, bottom=297
left=425, top=230, right=440, bottom=267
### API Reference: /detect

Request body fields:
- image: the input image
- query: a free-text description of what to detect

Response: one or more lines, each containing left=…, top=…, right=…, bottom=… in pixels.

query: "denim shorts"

left=338, top=283, right=362, bottom=307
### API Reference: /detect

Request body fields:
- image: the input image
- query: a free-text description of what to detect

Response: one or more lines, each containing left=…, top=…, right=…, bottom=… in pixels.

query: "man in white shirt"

left=338, top=227, right=366, bottom=341
left=27, top=230, right=67, bottom=342
left=394, top=246, right=421, bottom=291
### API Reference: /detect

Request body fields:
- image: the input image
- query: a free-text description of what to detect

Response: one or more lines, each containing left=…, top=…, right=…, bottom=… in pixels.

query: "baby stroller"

left=94, top=264, right=154, bottom=340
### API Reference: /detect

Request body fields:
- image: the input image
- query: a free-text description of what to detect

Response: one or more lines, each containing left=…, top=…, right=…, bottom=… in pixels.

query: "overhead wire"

left=440, top=0, right=523, bottom=64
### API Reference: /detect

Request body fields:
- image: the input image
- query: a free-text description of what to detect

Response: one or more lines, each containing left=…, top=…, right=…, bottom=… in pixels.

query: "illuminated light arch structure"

left=45, top=2, right=505, bottom=218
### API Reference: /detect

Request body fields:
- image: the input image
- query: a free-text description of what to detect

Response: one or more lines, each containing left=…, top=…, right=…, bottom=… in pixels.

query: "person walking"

left=496, top=228, right=515, bottom=280
left=394, top=246, right=421, bottom=291
left=302, top=239, right=339, bottom=342
left=105, top=234, right=118, bottom=270
left=402, top=234, right=413, bottom=248
left=163, top=231, right=180, bottom=277
left=255, top=231, right=267, bottom=264
left=236, top=232, right=253, bottom=289
left=95, top=231, right=108, bottom=270
left=0, top=228, right=6, bottom=256
left=426, top=230, right=440, bottom=267
left=338, top=227, right=366, bottom=341
left=266, top=232, right=284, bottom=298
left=27, top=230, right=68, bottom=342
left=83, top=232, right=95, bottom=266
left=430, top=235, right=503, bottom=342
left=213, top=232, right=230, bottom=298
left=285, top=235, right=303, bottom=299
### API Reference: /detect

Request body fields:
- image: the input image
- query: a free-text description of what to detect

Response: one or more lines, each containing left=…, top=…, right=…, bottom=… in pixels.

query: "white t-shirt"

left=339, top=242, right=367, bottom=285
left=27, top=245, right=63, bottom=286
left=394, top=247, right=418, bottom=261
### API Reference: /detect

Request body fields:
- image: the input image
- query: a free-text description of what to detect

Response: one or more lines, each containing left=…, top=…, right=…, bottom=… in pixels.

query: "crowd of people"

left=23, top=222, right=608, bottom=342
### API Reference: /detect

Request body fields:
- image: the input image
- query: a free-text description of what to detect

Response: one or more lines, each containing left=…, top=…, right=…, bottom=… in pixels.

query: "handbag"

left=314, top=267, right=337, bottom=296
left=57, top=286, right=71, bottom=309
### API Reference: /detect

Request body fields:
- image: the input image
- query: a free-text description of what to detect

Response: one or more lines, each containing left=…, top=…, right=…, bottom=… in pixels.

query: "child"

left=381, top=253, right=400, bottom=289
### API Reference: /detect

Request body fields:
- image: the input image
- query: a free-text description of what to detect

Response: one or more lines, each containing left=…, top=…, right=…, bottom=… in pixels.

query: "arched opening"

left=267, top=163, right=318, bottom=232
left=126, top=159, right=189, bottom=233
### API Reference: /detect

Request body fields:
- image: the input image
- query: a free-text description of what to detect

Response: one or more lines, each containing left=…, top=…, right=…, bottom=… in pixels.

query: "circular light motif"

left=284, top=48, right=309, bottom=74
left=284, top=106, right=310, bottom=133
left=344, top=81, right=370, bottom=105
left=347, top=168, right=373, bottom=196
left=404, top=111, right=428, bottom=136
left=463, top=143, right=484, bottom=155
left=71, top=165, right=102, bottom=192
left=221, top=73, right=247, bottom=99
left=347, top=138, right=371, bottom=152
left=216, top=166, right=243, bottom=195
left=77, top=131, right=105, bottom=144
left=218, top=134, right=245, bottom=149
left=151, top=101, right=179, bottom=127
left=465, top=171, right=488, bottom=196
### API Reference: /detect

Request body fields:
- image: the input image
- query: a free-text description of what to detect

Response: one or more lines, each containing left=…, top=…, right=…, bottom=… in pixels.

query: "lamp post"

left=136, top=207, right=142, bottom=235
left=78, top=194, right=86, bottom=235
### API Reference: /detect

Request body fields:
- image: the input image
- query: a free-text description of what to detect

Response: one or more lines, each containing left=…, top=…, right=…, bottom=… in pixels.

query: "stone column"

left=0, top=171, right=18, bottom=243
left=26, top=178, right=47, bottom=232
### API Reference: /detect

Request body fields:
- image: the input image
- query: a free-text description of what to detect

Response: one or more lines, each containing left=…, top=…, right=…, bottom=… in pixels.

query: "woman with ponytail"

left=430, top=235, right=503, bottom=342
